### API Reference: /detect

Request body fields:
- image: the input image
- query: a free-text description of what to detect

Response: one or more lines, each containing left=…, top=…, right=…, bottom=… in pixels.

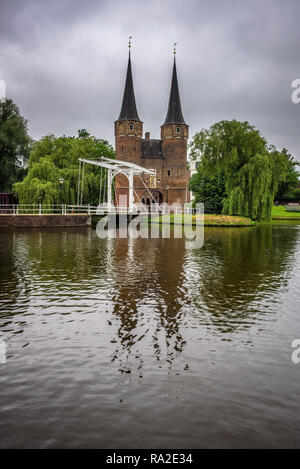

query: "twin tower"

left=114, top=50, right=190, bottom=207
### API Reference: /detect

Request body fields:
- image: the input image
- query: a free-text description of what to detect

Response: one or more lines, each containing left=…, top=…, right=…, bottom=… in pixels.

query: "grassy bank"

left=92, top=206, right=300, bottom=229
left=91, top=213, right=254, bottom=228
left=272, top=205, right=300, bottom=220
left=147, top=213, right=255, bottom=227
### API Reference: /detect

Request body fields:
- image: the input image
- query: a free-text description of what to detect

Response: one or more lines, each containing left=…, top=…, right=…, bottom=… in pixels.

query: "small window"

left=168, top=170, right=171, bottom=177
left=134, top=146, right=136, bottom=151
left=129, top=124, right=134, bottom=130
left=176, top=127, right=181, bottom=133
left=195, top=161, right=200, bottom=169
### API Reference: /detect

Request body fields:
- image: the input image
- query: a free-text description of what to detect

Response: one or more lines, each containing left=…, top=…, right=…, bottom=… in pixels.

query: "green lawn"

left=144, top=213, right=255, bottom=227
left=272, top=205, right=300, bottom=219
left=145, top=206, right=300, bottom=225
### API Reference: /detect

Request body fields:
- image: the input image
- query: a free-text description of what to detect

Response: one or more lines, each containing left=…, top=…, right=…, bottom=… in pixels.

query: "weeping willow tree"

left=190, top=120, right=289, bottom=221
left=13, top=130, right=115, bottom=205
left=223, top=152, right=287, bottom=220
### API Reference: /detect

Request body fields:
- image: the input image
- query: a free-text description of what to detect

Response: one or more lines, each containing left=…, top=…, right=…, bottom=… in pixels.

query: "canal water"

left=0, top=224, right=300, bottom=448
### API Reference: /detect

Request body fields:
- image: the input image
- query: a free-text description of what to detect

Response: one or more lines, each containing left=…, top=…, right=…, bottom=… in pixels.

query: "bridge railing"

left=0, top=204, right=96, bottom=215
left=0, top=204, right=199, bottom=215
left=0, top=204, right=64, bottom=214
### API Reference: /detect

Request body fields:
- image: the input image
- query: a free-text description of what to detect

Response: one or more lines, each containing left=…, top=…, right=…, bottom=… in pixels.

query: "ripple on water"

left=0, top=225, right=300, bottom=448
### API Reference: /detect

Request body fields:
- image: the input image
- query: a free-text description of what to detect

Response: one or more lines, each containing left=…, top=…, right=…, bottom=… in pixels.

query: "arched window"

left=129, top=123, right=134, bottom=130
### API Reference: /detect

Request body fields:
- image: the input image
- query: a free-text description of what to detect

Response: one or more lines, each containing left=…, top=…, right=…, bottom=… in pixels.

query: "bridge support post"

left=107, top=169, right=112, bottom=211
left=129, top=169, right=134, bottom=213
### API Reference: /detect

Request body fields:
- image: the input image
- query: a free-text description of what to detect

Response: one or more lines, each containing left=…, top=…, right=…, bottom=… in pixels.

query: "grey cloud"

left=0, top=0, right=299, bottom=160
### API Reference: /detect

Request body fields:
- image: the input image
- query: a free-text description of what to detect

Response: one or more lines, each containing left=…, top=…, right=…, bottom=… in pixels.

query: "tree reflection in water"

left=184, top=225, right=299, bottom=334
left=110, top=235, right=188, bottom=376
left=0, top=224, right=298, bottom=382
left=108, top=225, right=299, bottom=377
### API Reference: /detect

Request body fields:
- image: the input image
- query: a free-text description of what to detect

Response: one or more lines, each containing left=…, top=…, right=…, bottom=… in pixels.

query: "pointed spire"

left=117, top=38, right=141, bottom=122
left=163, top=54, right=186, bottom=125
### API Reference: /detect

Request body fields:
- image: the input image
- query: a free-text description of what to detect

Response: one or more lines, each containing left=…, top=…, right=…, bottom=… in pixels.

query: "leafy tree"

left=190, top=120, right=288, bottom=221
left=0, top=98, right=31, bottom=192
left=13, top=130, right=115, bottom=205
left=189, top=163, right=225, bottom=213
left=223, top=151, right=287, bottom=221
left=275, top=149, right=299, bottom=201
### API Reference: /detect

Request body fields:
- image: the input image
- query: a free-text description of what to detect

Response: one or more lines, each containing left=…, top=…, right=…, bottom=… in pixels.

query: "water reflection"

left=1, top=225, right=300, bottom=448
left=184, top=226, right=299, bottom=333
left=110, top=236, right=188, bottom=373
left=0, top=225, right=299, bottom=365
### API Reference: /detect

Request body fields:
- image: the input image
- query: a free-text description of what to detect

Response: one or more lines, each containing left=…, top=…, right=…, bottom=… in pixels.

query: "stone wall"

left=0, top=215, right=91, bottom=228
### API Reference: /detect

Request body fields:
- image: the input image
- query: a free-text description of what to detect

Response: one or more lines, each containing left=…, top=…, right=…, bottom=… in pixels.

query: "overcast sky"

left=1, top=0, right=300, bottom=159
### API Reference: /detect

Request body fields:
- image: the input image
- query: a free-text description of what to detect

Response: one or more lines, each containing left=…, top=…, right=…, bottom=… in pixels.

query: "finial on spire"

left=129, top=35, right=132, bottom=49
left=173, top=42, right=177, bottom=55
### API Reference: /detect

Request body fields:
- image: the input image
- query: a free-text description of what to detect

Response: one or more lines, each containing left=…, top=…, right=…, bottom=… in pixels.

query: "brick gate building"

left=114, top=50, right=190, bottom=208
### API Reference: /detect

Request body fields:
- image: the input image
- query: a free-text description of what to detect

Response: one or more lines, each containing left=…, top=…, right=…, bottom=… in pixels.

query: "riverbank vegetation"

left=272, top=205, right=300, bottom=219
left=0, top=99, right=31, bottom=192
left=148, top=213, right=255, bottom=227
left=275, top=151, right=300, bottom=203
left=13, top=130, right=115, bottom=205
left=145, top=207, right=300, bottom=227
left=190, top=120, right=299, bottom=222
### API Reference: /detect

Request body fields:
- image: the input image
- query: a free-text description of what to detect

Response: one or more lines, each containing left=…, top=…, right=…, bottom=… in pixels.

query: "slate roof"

left=163, top=58, right=186, bottom=125
left=141, top=139, right=165, bottom=159
left=117, top=53, right=141, bottom=122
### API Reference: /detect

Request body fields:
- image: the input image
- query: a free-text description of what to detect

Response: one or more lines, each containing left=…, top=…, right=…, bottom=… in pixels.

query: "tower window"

left=176, top=127, right=181, bottom=133
left=129, top=124, right=134, bottom=130
left=168, top=170, right=171, bottom=177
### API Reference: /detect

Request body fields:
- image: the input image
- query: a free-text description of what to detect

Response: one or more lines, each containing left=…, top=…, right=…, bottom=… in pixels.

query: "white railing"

left=0, top=204, right=198, bottom=215
left=0, top=204, right=89, bottom=215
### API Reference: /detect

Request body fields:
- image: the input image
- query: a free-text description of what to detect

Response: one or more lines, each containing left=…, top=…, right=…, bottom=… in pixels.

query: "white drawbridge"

left=77, top=157, right=157, bottom=213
